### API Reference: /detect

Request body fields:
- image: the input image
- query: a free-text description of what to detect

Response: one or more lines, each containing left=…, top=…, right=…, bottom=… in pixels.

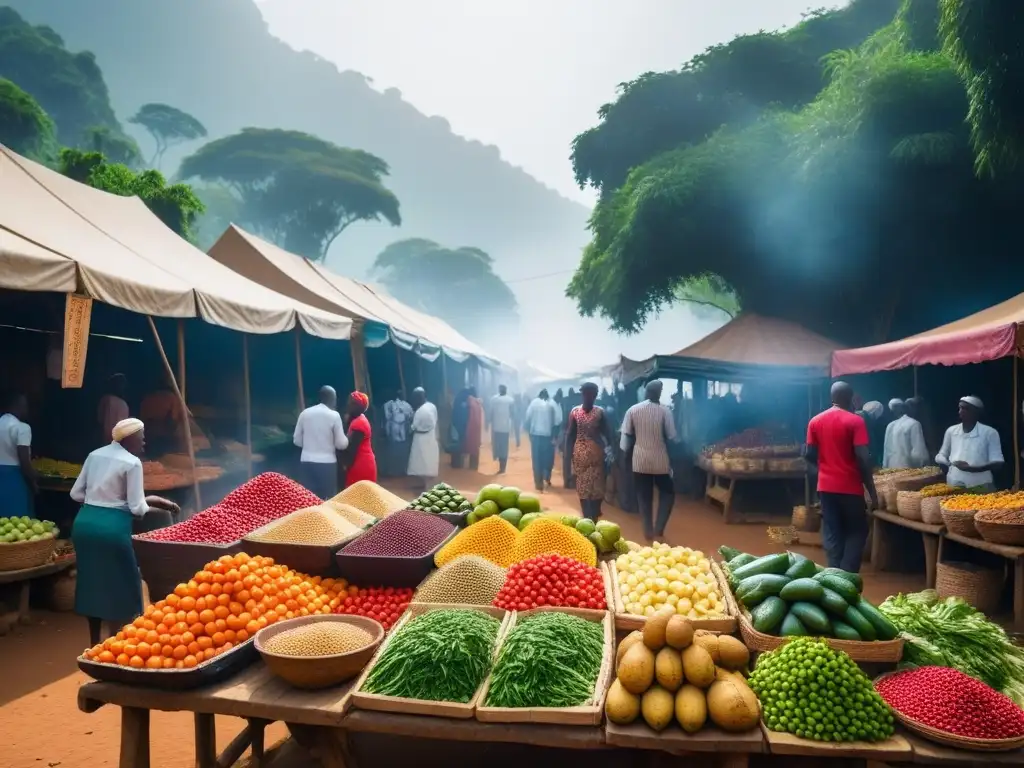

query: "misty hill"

left=3, top=0, right=591, bottom=280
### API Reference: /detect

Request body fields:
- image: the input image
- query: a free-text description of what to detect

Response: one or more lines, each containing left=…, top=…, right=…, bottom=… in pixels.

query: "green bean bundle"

left=362, top=609, right=501, bottom=702
left=485, top=612, right=604, bottom=708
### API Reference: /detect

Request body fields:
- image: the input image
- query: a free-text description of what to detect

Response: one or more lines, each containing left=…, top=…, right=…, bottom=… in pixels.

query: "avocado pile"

left=468, top=484, right=542, bottom=527
left=408, top=483, right=473, bottom=515
left=719, top=546, right=898, bottom=642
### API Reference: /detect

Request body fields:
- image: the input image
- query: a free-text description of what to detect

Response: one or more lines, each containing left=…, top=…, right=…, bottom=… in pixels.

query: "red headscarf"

left=351, top=391, right=370, bottom=409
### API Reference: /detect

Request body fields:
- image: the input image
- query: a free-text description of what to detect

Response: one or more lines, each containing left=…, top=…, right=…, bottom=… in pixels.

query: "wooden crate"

left=349, top=603, right=510, bottom=719
left=475, top=607, right=614, bottom=726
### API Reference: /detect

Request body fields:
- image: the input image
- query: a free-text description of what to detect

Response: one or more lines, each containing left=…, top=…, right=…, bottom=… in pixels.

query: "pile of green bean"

left=361, top=609, right=500, bottom=702
left=485, top=612, right=604, bottom=708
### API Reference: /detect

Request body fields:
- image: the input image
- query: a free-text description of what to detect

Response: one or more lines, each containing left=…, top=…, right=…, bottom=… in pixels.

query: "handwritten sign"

left=62, top=293, right=92, bottom=388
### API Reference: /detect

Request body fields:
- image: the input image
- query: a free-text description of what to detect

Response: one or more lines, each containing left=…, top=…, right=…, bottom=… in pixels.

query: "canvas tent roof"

left=0, top=145, right=352, bottom=339
left=208, top=225, right=502, bottom=365
left=831, top=294, right=1024, bottom=376
left=609, top=313, right=843, bottom=383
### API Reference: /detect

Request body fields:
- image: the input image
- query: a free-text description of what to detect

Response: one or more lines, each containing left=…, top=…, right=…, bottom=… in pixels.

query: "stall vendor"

left=883, top=397, right=929, bottom=469
left=70, top=418, right=180, bottom=646
left=0, top=393, right=37, bottom=518
left=935, top=396, right=1004, bottom=491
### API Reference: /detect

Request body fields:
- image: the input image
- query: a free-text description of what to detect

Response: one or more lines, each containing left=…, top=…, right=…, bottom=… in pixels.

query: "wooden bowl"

left=255, top=614, right=384, bottom=690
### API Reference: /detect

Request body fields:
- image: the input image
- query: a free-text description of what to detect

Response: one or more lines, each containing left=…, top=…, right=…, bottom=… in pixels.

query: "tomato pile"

left=340, top=510, right=454, bottom=557
left=138, top=473, right=321, bottom=544
left=492, top=553, right=606, bottom=611
left=332, top=586, right=415, bottom=629
left=876, top=666, right=1024, bottom=740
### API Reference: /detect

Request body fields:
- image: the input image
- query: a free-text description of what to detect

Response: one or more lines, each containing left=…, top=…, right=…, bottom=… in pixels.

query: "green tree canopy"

left=179, top=128, right=401, bottom=262
left=128, top=102, right=207, bottom=168
left=0, top=76, right=55, bottom=160
left=59, top=147, right=205, bottom=241
left=372, top=238, right=518, bottom=343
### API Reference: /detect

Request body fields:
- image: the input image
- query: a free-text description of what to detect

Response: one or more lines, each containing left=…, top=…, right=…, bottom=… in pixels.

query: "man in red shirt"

left=806, top=382, right=878, bottom=573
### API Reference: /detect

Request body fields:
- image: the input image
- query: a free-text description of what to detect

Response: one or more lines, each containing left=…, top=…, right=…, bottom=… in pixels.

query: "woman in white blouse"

left=70, top=418, right=179, bottom=646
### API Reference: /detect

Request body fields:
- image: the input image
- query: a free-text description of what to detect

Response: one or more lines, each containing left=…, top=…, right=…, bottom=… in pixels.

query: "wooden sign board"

left=62, top=293, right=92, bottom=389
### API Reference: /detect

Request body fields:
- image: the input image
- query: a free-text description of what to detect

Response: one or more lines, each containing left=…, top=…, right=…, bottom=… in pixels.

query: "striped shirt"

left=620, top=400, right=677, bottom=475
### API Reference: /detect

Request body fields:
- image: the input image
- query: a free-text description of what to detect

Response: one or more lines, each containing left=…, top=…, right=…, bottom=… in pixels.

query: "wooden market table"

left=698, top=457, right=808, bottom=524
left=939, top=531, right=1024, bottom=627
left=0, top=555, right=75, bottom=633
left=870, top=511, right=943, bottom=589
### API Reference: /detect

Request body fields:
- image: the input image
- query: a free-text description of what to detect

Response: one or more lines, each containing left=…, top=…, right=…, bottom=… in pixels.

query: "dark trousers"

left=581, top=499, right=603, bottom=520
left=301, top=461, right=338, bottom=500
left=819, top=492, right=869, bottom=573
left=529, top=434, right=554, bottom=490
left=634, top=472, right=674, bottom=538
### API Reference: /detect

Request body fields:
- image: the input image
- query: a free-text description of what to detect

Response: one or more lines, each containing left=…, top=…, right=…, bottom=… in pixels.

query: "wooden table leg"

left=194, top=712, right=216, bottom=768
left=705, top=471, right=714, bottom=505
left=249, top=718, right=267, bottom=765
left=922, top=533, right=939, bottom=589
left=120, top=707, right=151, bottom=768
left=722, top=478, right=736, bottom=524
left=717, top=755, right=749, bottom=768
left=870, top=516, right=886, bottom=573
left=288, top=724, right=350, bottom=768
left=16, top=580, right=30, bottom=624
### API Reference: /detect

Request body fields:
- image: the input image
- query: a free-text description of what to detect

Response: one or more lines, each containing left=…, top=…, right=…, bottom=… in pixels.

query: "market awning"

left=0, top=146, right=352, bottom=339
left=609, top=313, right=843, bottom=383
left=208, top=224, right=503, bottom=366
left=831, top=299, right=1023, bottom=376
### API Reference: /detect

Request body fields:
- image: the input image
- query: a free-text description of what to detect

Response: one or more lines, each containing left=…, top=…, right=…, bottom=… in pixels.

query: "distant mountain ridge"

left=2, top=0, right=591, bottom=279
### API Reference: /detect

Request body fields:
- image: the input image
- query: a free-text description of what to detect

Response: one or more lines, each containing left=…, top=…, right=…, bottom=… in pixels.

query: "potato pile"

left=606, top=612, right=760, bottom=734
left=263, top=620, right=375, bottom=657
left=414, top=555, right=507, bottom=605
left=330, top=481, right=408, bottom=518
left=247, top=506, right=360, bottom=545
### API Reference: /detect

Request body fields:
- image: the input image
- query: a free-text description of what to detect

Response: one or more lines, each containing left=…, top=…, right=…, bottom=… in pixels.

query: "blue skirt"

left=0, top=464, right=31, bottom=518
left=71, top=504, right=143, bottom=623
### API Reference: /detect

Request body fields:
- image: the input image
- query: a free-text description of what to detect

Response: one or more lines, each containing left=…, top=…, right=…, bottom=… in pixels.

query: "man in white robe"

left=407, top=388, right=439, bottom=490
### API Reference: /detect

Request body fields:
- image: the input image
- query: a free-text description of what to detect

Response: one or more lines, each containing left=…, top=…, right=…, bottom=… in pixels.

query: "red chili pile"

left=340, top=510, right=454, bottom=558
left=333, top=586, right=414, bottom=629
left=137, top=473, right=321, bottom=544
left=492, top=553, right=606, bottom=611
left=875, top=666, right=1024, bottom=740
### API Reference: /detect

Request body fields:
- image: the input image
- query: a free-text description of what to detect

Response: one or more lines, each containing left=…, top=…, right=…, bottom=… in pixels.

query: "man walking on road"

left=620, top=380, right=677, bottom=541
left=524, top=389, right=560, bottom=491
left=489, top=385, right=515, bottom=474
left=805, top=381, right=878, bottom=573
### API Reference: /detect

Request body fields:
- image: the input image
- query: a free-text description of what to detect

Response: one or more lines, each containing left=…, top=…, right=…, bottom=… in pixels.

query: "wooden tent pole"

left=177, top=320, right=186, bottom=402
left=441, top=353, right=448, bottom=402
left=1014, top=356, right=1020, bottom=490
left=243, top=335, right=252, bottom=480
left=147, top=317, right=201, bottom=508
left=913, top=366, right=919, bottom=397
left=416, top=346, right=424, bottom=387
left=395, top=343, right=407, bottom=395
left=294, top=326, right=305, bottom=412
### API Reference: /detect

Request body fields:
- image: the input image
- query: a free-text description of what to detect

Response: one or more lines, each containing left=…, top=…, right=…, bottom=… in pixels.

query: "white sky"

left=256, top=0, right=842, bottom=204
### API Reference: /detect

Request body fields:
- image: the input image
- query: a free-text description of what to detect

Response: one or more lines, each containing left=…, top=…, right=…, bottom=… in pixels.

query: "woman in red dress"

left=343, top=391, right=378, bottom=487
left=566, top=383, right=614, bottom=520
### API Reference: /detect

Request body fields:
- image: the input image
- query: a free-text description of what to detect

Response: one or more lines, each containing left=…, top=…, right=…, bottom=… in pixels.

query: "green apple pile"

left=0, top=516, right=58, bottom=544
left=468, top=484, right=542, bottom=527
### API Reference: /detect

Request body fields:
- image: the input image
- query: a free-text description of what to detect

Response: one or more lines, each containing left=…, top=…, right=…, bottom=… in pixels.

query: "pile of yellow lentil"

left=248, top=506, right=360, bottom=545
left=263, top=621, right=375, bottom=657
left=414, top=555, right=507, bottom=605
left=330, top=481, right=409, bottom=518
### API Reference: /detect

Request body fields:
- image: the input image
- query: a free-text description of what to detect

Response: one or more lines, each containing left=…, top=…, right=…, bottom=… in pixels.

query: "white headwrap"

left=959, top=396, right=984, bottom=411
left=862, top=401, right=884, bottom=419
left=112, top=418, right=144, bottom=442
left=888, top=398, right=903, bottom=411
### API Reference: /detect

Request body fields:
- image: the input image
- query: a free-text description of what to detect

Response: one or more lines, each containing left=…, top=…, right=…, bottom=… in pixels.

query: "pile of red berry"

left=875, top=666, right=1024, bottom=740
left=340, top=510, right=454, bottom=558
left=492, top=553, right=606, bottom=611
left=333, top=586, right=415, bottom=629
left=138, top=473, right=322, bottom=544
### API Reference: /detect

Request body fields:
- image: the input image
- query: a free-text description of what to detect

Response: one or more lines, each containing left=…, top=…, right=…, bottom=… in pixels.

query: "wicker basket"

left=919, top=496, right=945, bottom=526
left=46, top=571, right=77, bottom=612
left=884, top=488, right=899, bottom=512
left=744, top=458, right=766, bottom=473
left=735, top=608, right=903, bottom=662
left=936, top=560, right=1002, bottom=615
left=941, top=505, right=980, bottom=538
left=791, top=505, right=821, bottom=533
left=711, top=454, right=727, bottom=473
left=0, top=537, right=58, bottom=572
left=725, top=458, right=747, bottom=473
left=975, top=511, right=1024, bottom=547
left=896, top=491, right=923, bottom=521
left=891, top=470, right=943, bottom=492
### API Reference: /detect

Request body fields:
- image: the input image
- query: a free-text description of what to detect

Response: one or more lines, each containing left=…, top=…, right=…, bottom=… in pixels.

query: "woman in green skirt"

left=70, top=418, right=179, bottom=645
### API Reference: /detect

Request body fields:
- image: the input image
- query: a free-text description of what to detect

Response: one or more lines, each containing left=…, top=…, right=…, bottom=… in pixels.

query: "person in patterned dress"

left=566, top=382, right=615, bottom=520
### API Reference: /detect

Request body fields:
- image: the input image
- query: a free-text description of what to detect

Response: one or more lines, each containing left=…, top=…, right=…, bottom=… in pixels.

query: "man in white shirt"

left=381, top=389, right=414, bottom=478
left=621, top=380, right=678, bottom=540
left=489, top=385, right=515, bottom=474
left=293, top=386, right=349, bottom=499
left=407, top=388, right=440, bottom=490
left=936, top=396, right=1004, bottom=491
left=881, top=398, right=903, bottom=468
left=524, top=389, right=561, bottom=491
left=0, top=393, right=37, bottom=518
left=883, top=397, right=929, bottom=469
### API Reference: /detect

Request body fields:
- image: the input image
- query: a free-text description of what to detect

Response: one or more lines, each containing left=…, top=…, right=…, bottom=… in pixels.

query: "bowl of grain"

left=255, top=614, right=384, bottom=689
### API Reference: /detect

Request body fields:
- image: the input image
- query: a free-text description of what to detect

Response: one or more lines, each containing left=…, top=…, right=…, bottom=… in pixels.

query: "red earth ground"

left=0, top=438, right=922, bottom=767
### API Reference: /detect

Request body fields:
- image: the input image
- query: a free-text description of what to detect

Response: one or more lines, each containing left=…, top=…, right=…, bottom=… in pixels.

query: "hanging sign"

left=62, top=293, right=93, bottom=388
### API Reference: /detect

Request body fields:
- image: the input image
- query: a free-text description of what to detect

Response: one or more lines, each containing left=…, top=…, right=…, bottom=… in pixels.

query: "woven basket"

left=711, top=454, right=727, bottom=473
left=735, top=609, right=903, bottom=662
left=896, top=491, right=923, bottom=521
left=891, top=471, right=943, bottom=492
left=920, top=496, right=945, bottom=526
left=884, top=488, right=899, bottom=512
left=725, top=458, right=747, bottom=472
left=744, top=458, right=766, bottom=473
left=791, top=505, right=821, bottom=533
left=47, top=571, right=77, bottom=612
left=0, top=537, right=58, bottom=572
left=975, top=511, right=1024, bottom=547
left=936, top=560, right=1002, bottom=615
left=941, top=505, right=980, bottom=538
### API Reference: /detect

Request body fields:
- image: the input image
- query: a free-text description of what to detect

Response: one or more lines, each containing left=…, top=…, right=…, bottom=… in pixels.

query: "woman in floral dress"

left=566, top=382, right=615, bottom=520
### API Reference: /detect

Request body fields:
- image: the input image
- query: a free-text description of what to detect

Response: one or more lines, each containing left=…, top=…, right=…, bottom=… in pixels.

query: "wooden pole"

left=147, top=317, right=201, bottom=508
left=395, top=343, right=407, bottom=395
left=416, top=346, right=424, bottom=387
left=441, top=353, right=448, bottom=403
left=243, top=334, right=252, bottom=480
left=1014, top=356, right=1020, bottom=490
left=913, top=366, right=919, bottom=397
left=176, top=319, right=186, bottom=402
left=294, top=326, right=305, bottom=413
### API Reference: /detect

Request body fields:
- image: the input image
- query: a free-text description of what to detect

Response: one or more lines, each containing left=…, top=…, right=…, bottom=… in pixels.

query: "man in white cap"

left=882, top=399, right=903, bottom=468
left=935, top=396, right=1004, bottom=491
left=883, top=397, right=929, bottom=470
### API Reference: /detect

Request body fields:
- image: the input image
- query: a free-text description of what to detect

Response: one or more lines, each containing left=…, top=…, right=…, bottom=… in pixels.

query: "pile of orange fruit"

left=82, top=552, right=352, bottom=669
left=942, top=491, right=1024, bottom=512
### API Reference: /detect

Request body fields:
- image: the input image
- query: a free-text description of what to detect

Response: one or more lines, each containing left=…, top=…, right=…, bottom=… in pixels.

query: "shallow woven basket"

left=791, top=505, right=821, bottom=533
left=941, top=505, right=980, bottom=538
left=896, top=491, right=923, bottom=521
left=919, top=496, right=946, bottom=526
left=735, top=607, right=903, bottom=662
left=725, top=458, right=747, bottom=472
left=936, top=560, right=1002, bottom=615
left=711, top=454, right=727, bottom=473
left=745, top=458, right=766, bottom=472
left=891, top=471, right=943, bottom=492
left=975, top=511, right=1024, bottom=547
left=0, top=537, right=57, bottom=572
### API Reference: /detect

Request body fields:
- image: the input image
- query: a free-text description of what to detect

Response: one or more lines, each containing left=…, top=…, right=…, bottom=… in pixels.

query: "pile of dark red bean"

left=875, top=666, right=1024, bottom=741
left=137, top=472, right=322, bottom=544
left=340, top=510, right=455, bottom=557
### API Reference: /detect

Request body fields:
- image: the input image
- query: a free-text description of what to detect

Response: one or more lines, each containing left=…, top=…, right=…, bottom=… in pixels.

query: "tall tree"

left=128, top=103, right=207, bottom=168
left=0, top=77, right=56, bottom=160
left=83, top=125, right=141, bottom=167
left=372, top=238, right=518, bottom=342
left=179, top=128, right=401, bottom=262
